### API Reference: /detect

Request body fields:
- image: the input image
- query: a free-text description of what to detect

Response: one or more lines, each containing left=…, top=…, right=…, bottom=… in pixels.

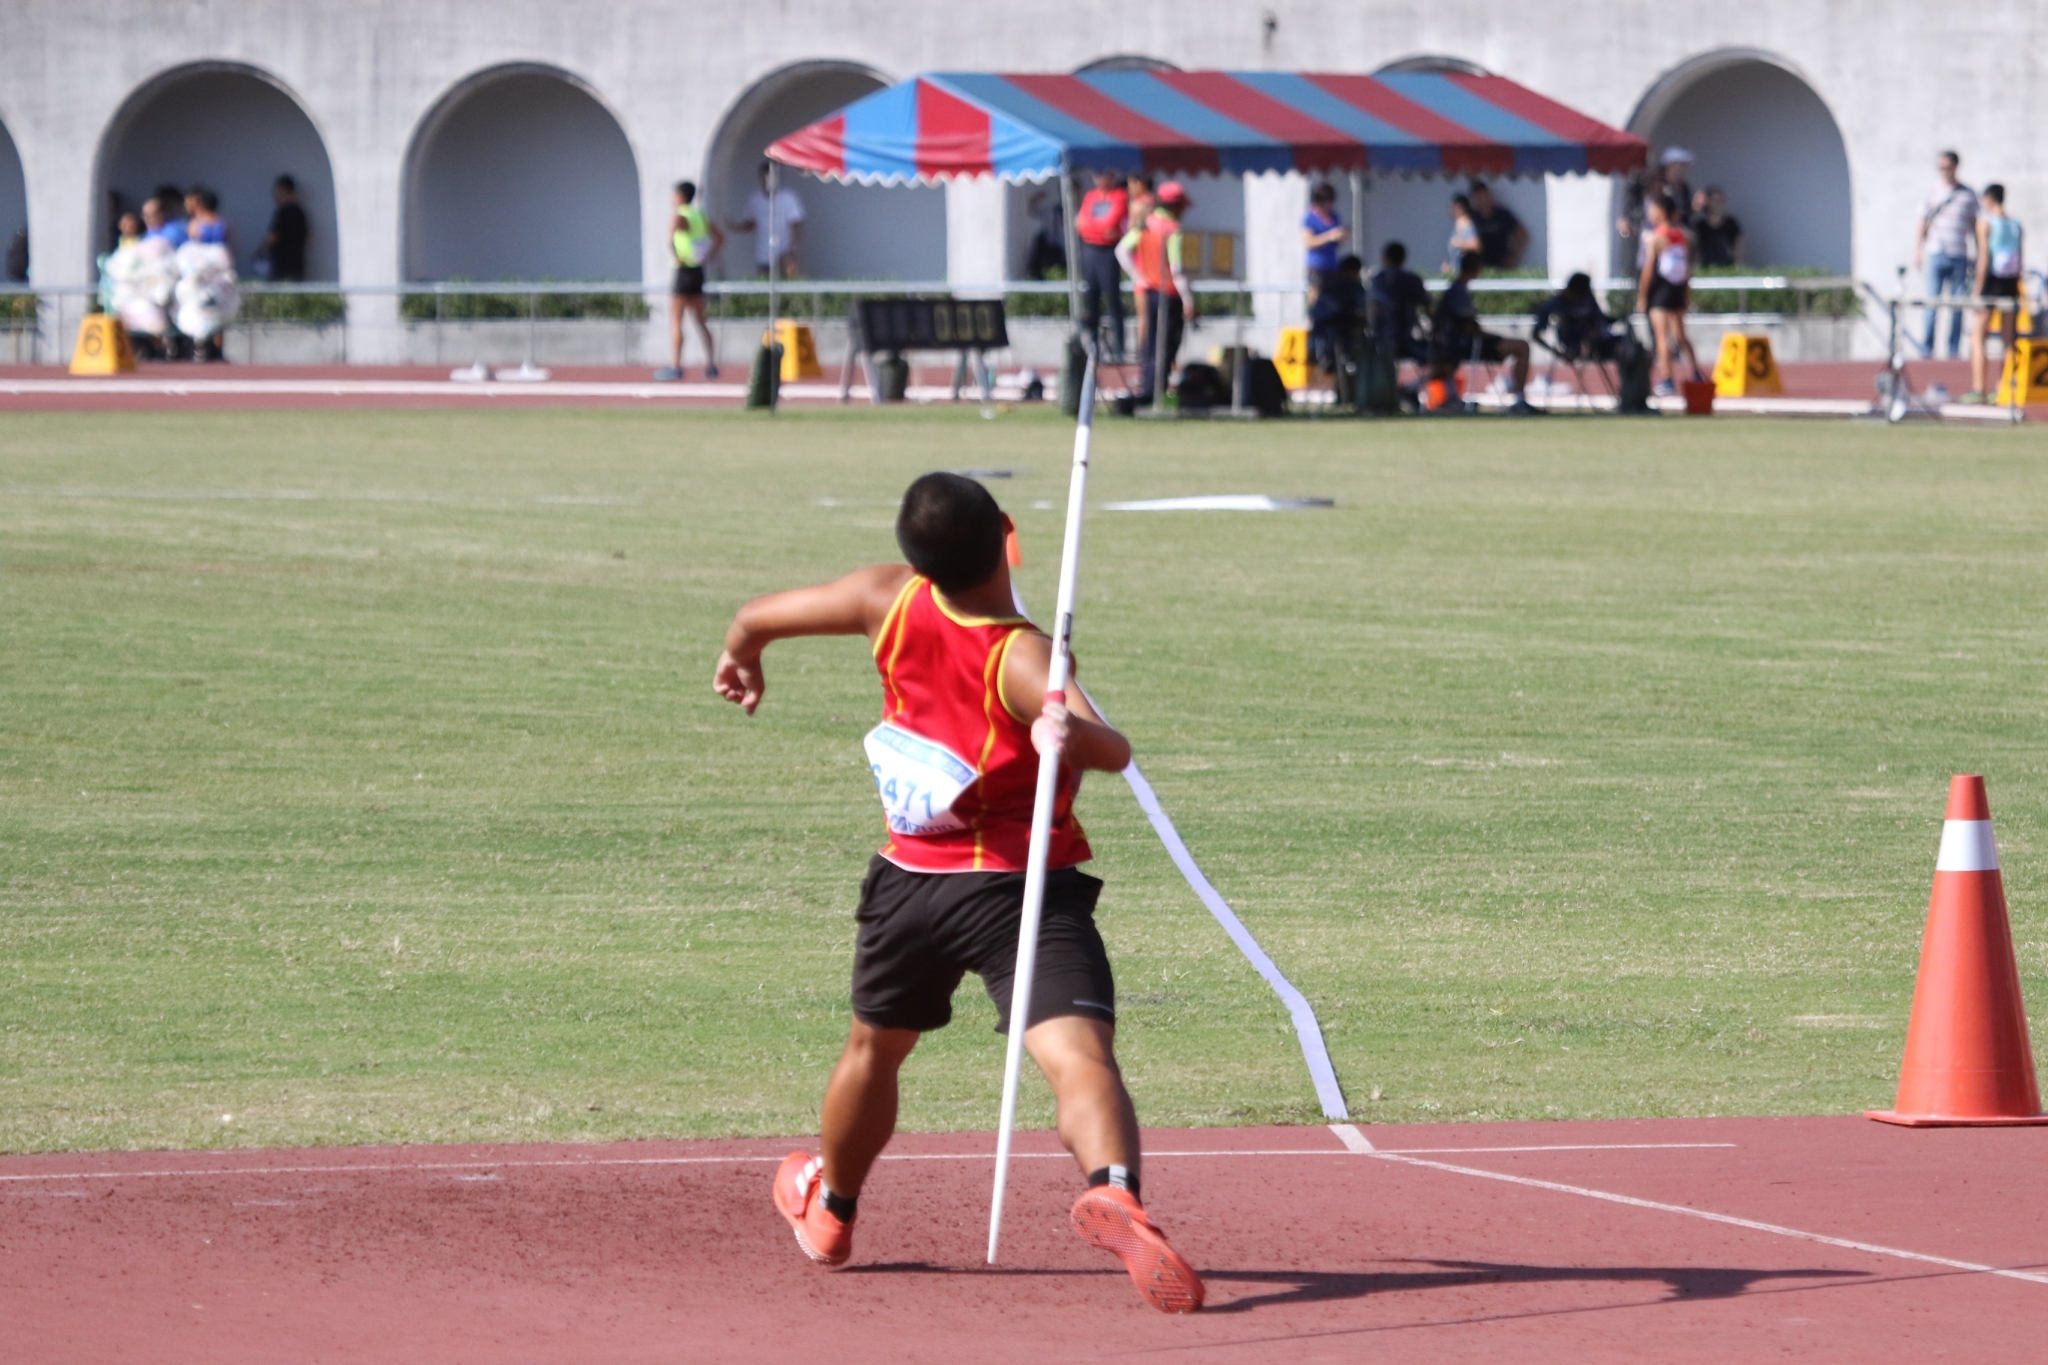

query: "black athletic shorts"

left=672, top=265, right=706, bottom=297
left=850, top=855, right=1116, bottom=1034
left=1646, top=277, right=1690, bottom=313
left=1983, top=273, right=2021, bottom=299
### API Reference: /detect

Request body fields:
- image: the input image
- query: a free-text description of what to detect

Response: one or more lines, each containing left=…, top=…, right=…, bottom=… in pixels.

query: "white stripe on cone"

left=1935, top=820, right=2000, bottom=872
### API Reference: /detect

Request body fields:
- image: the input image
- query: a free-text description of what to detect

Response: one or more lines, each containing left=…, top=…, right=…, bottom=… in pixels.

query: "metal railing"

left=0, top=273, right=1869, bottom=368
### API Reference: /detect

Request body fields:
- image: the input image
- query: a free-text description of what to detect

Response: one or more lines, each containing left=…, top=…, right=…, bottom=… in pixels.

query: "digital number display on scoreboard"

left=856, top=298, right=1009, bottom=352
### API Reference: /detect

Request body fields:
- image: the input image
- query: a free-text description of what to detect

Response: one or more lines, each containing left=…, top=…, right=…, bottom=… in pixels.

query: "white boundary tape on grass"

left=1011, top=582, right=1350, bottom=1120
left=1116, top=757, right=1350, bottom=1119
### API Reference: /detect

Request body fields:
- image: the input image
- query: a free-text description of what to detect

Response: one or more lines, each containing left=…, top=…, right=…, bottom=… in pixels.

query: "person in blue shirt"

left=184, top=188, right=227, bottom=246
left=1966, top=182, right=2024, bottom=403
left=143, top=187, right=188, bottom=248
left=1301, top=182, right=1345, bottom=304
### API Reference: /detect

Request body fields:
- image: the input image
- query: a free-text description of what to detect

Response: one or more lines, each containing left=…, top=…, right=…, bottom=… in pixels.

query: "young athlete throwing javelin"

left=713, top=472, right=1203, bottom=1314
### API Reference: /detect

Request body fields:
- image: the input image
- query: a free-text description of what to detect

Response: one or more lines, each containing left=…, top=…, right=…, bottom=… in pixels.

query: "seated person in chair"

left=1368, top=241, right=1431, bottom=364
left=1432, top=252, right=1534, bottom=414
left=1308, top=253, right=1369, bottom=372
left=1532, top=273, right=1620, bottom=361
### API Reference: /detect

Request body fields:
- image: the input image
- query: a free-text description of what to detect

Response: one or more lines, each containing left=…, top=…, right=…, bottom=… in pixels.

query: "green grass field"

left=5, top=406, right=2048, bottom=1155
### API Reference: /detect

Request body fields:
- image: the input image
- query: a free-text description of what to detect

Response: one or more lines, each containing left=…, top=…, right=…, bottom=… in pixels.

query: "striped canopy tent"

left=765, top=70, right=1647, bottom=183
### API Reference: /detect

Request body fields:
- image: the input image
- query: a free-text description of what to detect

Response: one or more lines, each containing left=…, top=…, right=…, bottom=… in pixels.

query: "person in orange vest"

left=1115, top=181, right=1197, bottom=408
left=1074, top=170, right=1129, bottom=361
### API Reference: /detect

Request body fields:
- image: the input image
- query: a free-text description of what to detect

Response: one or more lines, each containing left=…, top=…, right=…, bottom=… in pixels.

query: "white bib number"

left=864, top=722, right=976, bottom=836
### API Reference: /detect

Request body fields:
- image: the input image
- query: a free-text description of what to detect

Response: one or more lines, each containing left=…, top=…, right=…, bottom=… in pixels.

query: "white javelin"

left=986, top=353, right=1098, bottom=1264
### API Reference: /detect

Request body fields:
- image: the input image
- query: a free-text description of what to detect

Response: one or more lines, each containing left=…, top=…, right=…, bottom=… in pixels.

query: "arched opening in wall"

left=94, top=65, right=339, bottom=280
left=1627, top=52, right=1851, bottom=273
left=707, top=62, right=945, bottom=282
left=1074, top=55, right=1180, bottom=73
left=404, top=67, right=639, bottom=282
left=1361, top=59, right=1546, bottom=276
left=1, top=116, right=27, bottom=281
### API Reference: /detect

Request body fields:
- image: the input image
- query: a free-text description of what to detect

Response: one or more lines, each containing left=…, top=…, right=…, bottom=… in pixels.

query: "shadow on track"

left=1196, top=1259, right=1866, bottom=1314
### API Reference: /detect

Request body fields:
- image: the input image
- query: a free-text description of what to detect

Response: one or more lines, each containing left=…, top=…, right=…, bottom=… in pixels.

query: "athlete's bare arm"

left=714, top=563, right=915, bottom=714
left=1002, top=631, right=1132, bottom=773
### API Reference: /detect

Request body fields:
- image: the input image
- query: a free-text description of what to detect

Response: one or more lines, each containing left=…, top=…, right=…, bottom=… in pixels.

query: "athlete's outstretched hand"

left=1031, top=697, right=1070, bottom=758
left=714, top=649, right=766, bottom=714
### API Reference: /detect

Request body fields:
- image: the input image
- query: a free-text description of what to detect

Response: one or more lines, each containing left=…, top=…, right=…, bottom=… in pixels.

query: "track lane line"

left=1371, top=1149, right=2048, bottom=1288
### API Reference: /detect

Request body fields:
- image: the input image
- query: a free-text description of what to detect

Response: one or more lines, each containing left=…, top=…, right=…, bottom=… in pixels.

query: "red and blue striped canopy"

left=767, top=70, right=1646, bottom=183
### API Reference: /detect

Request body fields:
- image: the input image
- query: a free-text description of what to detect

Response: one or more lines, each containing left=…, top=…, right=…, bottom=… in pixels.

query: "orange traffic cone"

left=1867, top=775, right=2048, bottom=1125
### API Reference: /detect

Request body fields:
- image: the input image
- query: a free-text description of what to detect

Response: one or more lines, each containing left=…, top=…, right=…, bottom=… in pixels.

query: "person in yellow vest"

left=657, top=180, right=725, bottom=381
left=1114, top=181, right=1197, bottom=409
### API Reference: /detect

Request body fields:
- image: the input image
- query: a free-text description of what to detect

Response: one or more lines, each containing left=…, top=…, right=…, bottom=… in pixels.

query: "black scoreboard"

left=856, top=297, right=1009, bottom=352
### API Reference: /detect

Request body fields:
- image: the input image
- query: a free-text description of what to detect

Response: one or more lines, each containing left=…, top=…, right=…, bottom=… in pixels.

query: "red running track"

left=4, top=1115, right=2043, bottom=1363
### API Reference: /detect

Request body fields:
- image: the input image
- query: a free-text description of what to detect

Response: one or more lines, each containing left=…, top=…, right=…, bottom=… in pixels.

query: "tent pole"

left=767, top=161, right=780, bottom=413
left=1348, top=169, right=1364, bottom=257
left=1059, top=158, right=1082, bottom=344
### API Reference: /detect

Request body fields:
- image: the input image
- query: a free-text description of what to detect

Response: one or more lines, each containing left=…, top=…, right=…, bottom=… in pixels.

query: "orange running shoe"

left=772, top=1151, right=853, bottom=1267
left=1070, top=1186, right=1204, bottom=1313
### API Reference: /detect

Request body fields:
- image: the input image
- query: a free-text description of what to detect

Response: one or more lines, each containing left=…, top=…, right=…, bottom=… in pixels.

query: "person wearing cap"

left=1115, top=181, right=1197, bottom=409
left=1074, top=170, right=1131, bottom=362
left=1618, top=147, right=1695, bottom=253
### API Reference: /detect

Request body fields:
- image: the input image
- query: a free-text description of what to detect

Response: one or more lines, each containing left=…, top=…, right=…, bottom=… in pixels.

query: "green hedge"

left=237, top=292, right=347, bottom=324
left=400, top=286, right=647, bottom=322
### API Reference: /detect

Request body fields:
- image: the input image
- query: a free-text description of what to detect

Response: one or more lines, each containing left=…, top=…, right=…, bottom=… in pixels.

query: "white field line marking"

left=1330, top=1123, right=1375, bottom=1153
left=1372, top=1150, right=2048, bottom=1288
left=0, top=1142, right=1735, bottom=1184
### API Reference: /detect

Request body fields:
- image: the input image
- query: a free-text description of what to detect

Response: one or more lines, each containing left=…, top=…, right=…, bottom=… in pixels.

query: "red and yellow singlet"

left=866, top=576, right=1090, bottom=874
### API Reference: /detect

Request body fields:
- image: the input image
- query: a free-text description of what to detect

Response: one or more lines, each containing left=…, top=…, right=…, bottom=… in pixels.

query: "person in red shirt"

left=715, top=472, right=1203, bottom=1315
left=1074, top=169, right=1130, bottom=361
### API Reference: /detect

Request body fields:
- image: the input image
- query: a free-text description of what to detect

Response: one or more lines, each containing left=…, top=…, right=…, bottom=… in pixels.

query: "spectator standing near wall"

left=257, top=175, right=309, bottom=282
left=1074, top=170, right=1129, bottom=362
left=1116, top=180, right=1196, bottom=411
left=1964, top=183, right=2023, bottom=404
left=147, top=187, right=189, bottom=248
left=1618, top=149, right=1694, bottom=256
left=1914, top=150, right=1979, bottom=359
left=1444, top=194, right=1480, bottom=274
left=658, top=180, right=724, bottom=382
left=1302, top=182, right=1345, bottom=304
left=185, top=189, right=226, bottom=247
left=1467, top=182, right=1527, bottom=268
left=730, top=162, right=804, bottom=279
left=1690, top=187, right=1742, bottom=268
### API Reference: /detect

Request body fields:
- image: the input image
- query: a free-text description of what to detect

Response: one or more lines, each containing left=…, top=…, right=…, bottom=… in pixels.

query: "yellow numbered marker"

left=1711, top=333, right=1782, bottom=397
left=70, top=313, right=137, bottom=376
left=1996, top=338, right=2048, bottom=406
left=1274, top=326, right=1311, bottom=391
left=764, top=320, right=822, bottom=381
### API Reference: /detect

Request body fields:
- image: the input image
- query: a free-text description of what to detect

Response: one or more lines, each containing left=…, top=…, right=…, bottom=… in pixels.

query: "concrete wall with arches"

left=1, top=0, right=2042, bottom=358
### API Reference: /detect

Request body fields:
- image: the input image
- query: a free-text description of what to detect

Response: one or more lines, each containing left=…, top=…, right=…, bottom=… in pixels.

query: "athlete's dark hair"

left=1984, top=182, right=2005, bottom=205
left=675, top=180, right=697, bottom=202
left=274, top=174, right=296, bottom=193
left=896, top=473, right=1005, bottom=595
left=1382, top=240, right=1407, bottom=266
